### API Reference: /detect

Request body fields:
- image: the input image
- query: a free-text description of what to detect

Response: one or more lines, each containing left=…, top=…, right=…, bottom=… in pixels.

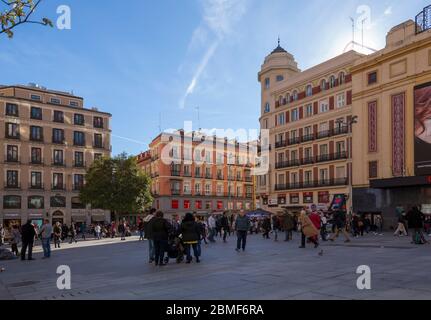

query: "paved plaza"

left=0, top=233, right=430, bottom=300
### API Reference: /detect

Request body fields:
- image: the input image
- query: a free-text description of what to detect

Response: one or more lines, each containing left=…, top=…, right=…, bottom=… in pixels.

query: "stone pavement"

left=0, top=232, right=430, bottom=300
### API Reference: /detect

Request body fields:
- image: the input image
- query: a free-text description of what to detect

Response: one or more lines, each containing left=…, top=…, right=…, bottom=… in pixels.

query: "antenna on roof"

left=278, top=36, right=280, bottom=46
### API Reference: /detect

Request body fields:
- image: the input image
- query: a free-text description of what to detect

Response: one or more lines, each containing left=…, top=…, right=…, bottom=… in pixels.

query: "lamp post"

left=347, top=116, right=358, bottom=213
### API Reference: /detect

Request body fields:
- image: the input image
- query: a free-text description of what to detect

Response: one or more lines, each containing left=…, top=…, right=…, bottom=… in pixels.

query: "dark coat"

left=180, top=221, right=201, bottom=242
left=282, top=214, right=294, bottom=231
left=262, top=218, right=271, bottom=231
left=21, top=223, right=36, bottom=243
left=407, top=208, right=424, bottom=229
left=143, top=216, right=155, bottom=240
left=220, top=216, right=229, bottom=228
left=272, top=216, right=281, bottom=230
left=151, top=218, right=171, bottom=241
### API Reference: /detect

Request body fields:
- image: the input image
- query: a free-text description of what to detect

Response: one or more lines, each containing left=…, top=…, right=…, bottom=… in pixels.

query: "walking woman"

left=151, top=211, right=171, bottom=266
left=180, top=213, right=201, bottom=263
left=53, top=222, right=62, bottom=248
left=69, top=224, right=77, bottom=244
left=298, top=210, right=319, bottom=249
left=11, top=225, right=21, bottom=256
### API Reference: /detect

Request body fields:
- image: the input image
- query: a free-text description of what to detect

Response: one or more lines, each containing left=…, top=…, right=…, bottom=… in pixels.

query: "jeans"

left=185, top=243, right=199, bottom=261
left=285, top=230, right=292, bottom=241
left=236, top=231, right=247, bottom=250
left=139, top=230, right=144, bottom=240
left=42, top=238, right=51, bottom=257
left=148, top=239, right=155, bottom=261
left=197, top=240, right=202, bottom=257
left=154, top=239, right=167, bottom=264
left=223, top=227, right=229, bottom=241
left=54, top=235, right=61, bottom=248
left=21, top=241, right=33, bottom=260
left=273, top=229, right=278, bottom=241
left=96, top=232, right=101, bottom=240
left=11, top=243, right=19, bottom=255
left=301, top=232, right=318, bottom=247
left=208, top=228, right=215, bottom=242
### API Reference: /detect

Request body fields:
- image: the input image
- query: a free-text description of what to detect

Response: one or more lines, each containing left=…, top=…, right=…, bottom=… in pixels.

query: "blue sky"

left=0, top=0, right=429, bottom=155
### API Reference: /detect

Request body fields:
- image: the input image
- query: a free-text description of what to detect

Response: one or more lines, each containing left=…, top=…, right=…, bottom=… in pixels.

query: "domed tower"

left=258, top=39, right=300, bottom=123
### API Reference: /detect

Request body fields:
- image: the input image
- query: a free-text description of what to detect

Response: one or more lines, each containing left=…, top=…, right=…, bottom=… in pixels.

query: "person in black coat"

left=407, top=206, right=425, bottom=243
left=151, top=211, right=171, bottom=266
left=220, top=212, right=230, bottom=242
left=262, top=217, right=271, bottom=239
left=21, top=220, right=36, bottom=261
left=180, top=213, right=201, bottom=263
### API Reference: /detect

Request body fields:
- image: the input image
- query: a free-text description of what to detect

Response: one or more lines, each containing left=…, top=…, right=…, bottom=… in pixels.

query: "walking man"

left=138, top=219, right=145, bottom=241
left=272, top=214, right=280, bottom=241
left=39, top=219, right=53, bottom=259
left=235, top=211, right=250, bottom=252
left=208, top=213, right=216, bottom=243
left=95, top=224, right=102, bottom=240
left=329, top=208, right=351, bottom=243
left=143, top=208, right=156, bottom=263
left=282, top=211, right=294, bottom=241
left=21, top=220, right=36, bottom=261
left=220, top=212, right=230, bottom=243
left=11, top=225, right=21, bottom=256
left=53, top=222, right=62, bottom=248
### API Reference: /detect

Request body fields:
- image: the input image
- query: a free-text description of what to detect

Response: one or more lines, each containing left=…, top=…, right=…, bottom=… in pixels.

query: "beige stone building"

left=351, top=14, right=431, bottom=224
left=0, top=84, right=111, bottom=234
left=256, top=42, right=362, bottom=214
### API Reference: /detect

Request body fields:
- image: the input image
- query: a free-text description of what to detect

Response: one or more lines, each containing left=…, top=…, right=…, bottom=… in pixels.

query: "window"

left=6, top=145, right=18, bottom=162
left=183, top=182, right=191, bottom=194
left=304, top=126, right=312, bottom=137
left=336, top=166, right=346, bottom=179
left=291, top=150, right=298, bottom=161
left=31, top=172, right=42, bottom=188
left=305, top=104, right=313, bottom=117
left=320, top=169, right=328, bottom=181
left=264, top=78, right=270, bottom=89
left=74, top=151, right=84, bottom=167
left=74, top=114, right=85, bottom=125
left=71, top=197, right=85, bottom=209
left=330, top=76, right=336, bottom=88
left=278, top=113, right=285, bottom=125
left=3, top=195, right=21, bottom=209
left=306, top=85, right=312, bottom=97
left=276, top=75, right=284, bottom=82
left=195, top=166, right=201, bottom=177
left=31, top=148, right=42, bottom=164
left=205, top=151, right=212, bottom=163
left=304, top=171, right=312, bottom=183
left=368, top=71, right=377, bottom=85
left=339, top=72, right=346, bottom=85
left=171, top=200, right=179, bottom=209
left=336, top=141, right=345, bottom=154
left=183, top=200, right=190, bottom=209
left=336, top=93, right=345, bottom=108
left=369, top=161, right=378, bottom=179
left=320, top=144, right=328, bottom=156
left=195, top=200, right=202, bottom=210
left=50, top=98, right=61, bottom=104
left=30, top=94, right=41, bottom=101
left=6, top=170, right=19, bottom=187
left=291, top=109, right=299, bottom=121
left=286, top=93, right=291, bottom=103
left=52, top=129, right=65, bottom=144
left=264, top=102, right=270, bottom=113
left=30, top=107, right=43, bottom=120
left=94, top=153, right=102, bottom=161
left=292, top=90, right=298, bottom=101
left=5, top=103, right=19, bottom=116
left=70, top=101, right=79, bottom=107
left=320, top=101, right=329, bottom=113
left=52, top=173, right=64, bottom=189
left=51, top=196, right=66, bottom=208
left=30, top=126, right=43, bottom=141
left=205, top=184, right=211, bottom=195
left=5, top=123, right=20, bottom=139
left=28, top=196, right=44, bottom=209
left=53, top=150, right=64, bottom=165
left=94, top=133, right=103, bottom=148
left=318, top=191, right=330, bottom=203
left=217, top=184, right=223, bottom=195
left=304, top=147, right=312, bottom=159
left=74, top=131, right=85, bottom=146
left=73, top=174, right=84, bottom=190
left=195, top=183, right=201, bottom=195
left=53, top=110, right=64, bottom=123
left=93, top=117, right=104, bottom=128
left=291, top=172, right=298, bottom=184
left=320, top=79, right=327, bottom=91
left=205, top=201, right=212, bottom=210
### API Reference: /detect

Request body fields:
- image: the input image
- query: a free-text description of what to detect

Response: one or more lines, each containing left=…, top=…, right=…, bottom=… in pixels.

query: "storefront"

left=2, top=213, right=21, bottom=241
left=51, top=211, right=65, bottom=225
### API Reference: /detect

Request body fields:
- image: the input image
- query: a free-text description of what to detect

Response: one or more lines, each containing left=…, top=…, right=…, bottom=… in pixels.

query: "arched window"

left=264, top=102, right=270, bottom=113
left=3, top=195, right=21, bottom=209
left=306, top=85, right=313, bottom=97
left=50, top=196, right=66, bottom=208
left=286, top=93, right=291, bottom=103
left=320, top=79, right=327, bottom=91
left=339, top=72, right=346, bottom=85
left=279, top=96, right=284, bottom=105
left=330, top=76, right=336, bottom=88
left=28, top=196, right=44, bottom=209
left=293, top=90, right=298, bottom=101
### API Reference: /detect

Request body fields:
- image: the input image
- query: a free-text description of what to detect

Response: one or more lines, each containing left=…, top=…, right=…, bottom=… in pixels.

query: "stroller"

left=164, top=233, right=185, bottom=264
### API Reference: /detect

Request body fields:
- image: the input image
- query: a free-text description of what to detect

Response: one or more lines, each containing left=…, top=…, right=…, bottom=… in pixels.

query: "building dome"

left=270, top=38, right=288, bottom=54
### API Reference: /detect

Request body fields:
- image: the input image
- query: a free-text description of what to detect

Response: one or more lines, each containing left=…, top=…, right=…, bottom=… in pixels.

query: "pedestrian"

left=215, top=216, right=222, bottom=238
left=53, top=222, right=62, bottom=248
left=118, top=221, right=126, bottom=240
left=138, top=219, right=145, bottom=241
left=262, top=217, right=271, bottom=239
left=81, top=222, right=87, bottom=240
left=69, top=224, right=77, bottom=244
left=406, top=206, right=426, bottom=244
left=199, top=218, right=208, bottom=245
left=180, top=213, right=201, bottom=263
left=272, top=214, right=280, bottom=241
left=151, top=211, right=171, bottom=266
left=374, top=215, right=384, bottom=235
left=95, top=224, right=102, bottom=240
left=282, top=211, right=294, bottom=241
left=21, top=220, right=36, bottom=261
left=235, top=210, right=251, bottom=252
left=61, top=224, right=69, bottom=241
left=329, top=209, right=351, bottom=243
left=11, top=225, right=21, bottom=256
left=220, top=212, right=230, bottom=243
left=320, top=211, right=328, bottom=241
left=39, top=219, right=53, bottom=259
left=394, top=214, right=408, bottom=236
left=309, top=209, right=321, bottom=245
left=0, top=224, right=4, bottom=246
left=143, top=208, right=156, bottom=263
left=298, top=210, right=319, bottom=249
left=207, top=214, right=216, bottom=242
left=110, top=222, right=116, bottom=238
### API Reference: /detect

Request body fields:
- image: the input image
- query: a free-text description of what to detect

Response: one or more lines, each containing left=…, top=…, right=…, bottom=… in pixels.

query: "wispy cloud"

left=179, top=0, right=247, bottom=109
left=384, top=6, right=393, bottom=16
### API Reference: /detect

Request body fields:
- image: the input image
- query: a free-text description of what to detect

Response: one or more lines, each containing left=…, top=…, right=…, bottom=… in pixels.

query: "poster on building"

left=414, top=82, right=431, bottom=175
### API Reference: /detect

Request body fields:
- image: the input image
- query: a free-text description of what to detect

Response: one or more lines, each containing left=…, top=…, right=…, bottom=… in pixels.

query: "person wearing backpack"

left=407, top=206, right=425, bottom=244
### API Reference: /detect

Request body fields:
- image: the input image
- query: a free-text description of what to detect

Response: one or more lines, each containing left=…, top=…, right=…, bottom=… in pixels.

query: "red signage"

left=428, top=176, right=431, bottom=184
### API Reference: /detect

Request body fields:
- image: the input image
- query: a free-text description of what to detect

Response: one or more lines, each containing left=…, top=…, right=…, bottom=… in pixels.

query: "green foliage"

left=80, top=153, right=153, bottom=214
left=0, top=0, right=53, bottom=38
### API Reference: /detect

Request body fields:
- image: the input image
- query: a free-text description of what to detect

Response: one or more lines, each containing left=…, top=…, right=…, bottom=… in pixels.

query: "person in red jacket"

left=309, top=206, right=321, bottom=243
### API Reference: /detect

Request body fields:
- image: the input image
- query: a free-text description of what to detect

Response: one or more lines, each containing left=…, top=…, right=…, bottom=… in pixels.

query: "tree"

left=80, top=153, right=153, bottom=215
left=1, top=0, right=52, bottom=38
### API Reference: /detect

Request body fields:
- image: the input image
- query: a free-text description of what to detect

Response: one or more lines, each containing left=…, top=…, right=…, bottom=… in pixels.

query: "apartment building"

left=0, top=84, right=111, bottom=232
left=137, top=131, right=255, bottom=217
left=256, top=42, right=364, bottom=213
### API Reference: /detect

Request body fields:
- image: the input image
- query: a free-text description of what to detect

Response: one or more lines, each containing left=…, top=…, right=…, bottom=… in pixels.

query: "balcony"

left=73, top=184, right=84, bottom=191
left=52, top=138, right=65, bottom=145
left=236, top=176, right=243, bottom=181
left=275, top=178, right=348, bottom=191
left=93, top=143, right=104, bottom=149
left=171, top=189, right=181, bottom=196
left=217, top=174, right=224, bottom=180
left=29, top=183, right=44, bottom=190
left=245, top=176, right=253, bottom=183
left=30, top=136, right=44, bottom=143
left=4, top=182, right=21, bottom=190
left=288, top=137, right=300, bottom=146
left=302, top=134, right=314, bottom=143
left=4, top=156, right=20, bottom=164
left=5, top=134, right=20, bottom=140
left=29, top=159, right=44, bottom=166
left=51, top=184, right=66, bottom=191
left=275, top=140, right=288, bottom=149
left=332, top=125, right=349, bottom=136
left=171, top=170, right=181, bottom=177
left=52, top=161, right=66, bottom=167
left=183, top=172, right=192, bottom=177
left=316, top=152, right=348, bottom=163
left=246, top=193, right=253, bottom=199
left=275, top=159, right=300, bottom=169
left=73, top=161, right=86, bottom=168
left=317, top=130, right=331, bottom=139
left=205, top=174, right=213, bottom=179
left=195, top=173, right=202, bottom=178
left=301, top=157, right=315, bottom=165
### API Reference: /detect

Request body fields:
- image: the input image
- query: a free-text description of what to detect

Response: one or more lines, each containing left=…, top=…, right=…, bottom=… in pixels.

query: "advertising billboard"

left=414, top=82, right=431, bottom=176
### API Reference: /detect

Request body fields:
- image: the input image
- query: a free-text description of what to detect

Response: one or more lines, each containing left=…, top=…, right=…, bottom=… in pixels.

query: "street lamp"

left=347, top=116, right=358, bottom=213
